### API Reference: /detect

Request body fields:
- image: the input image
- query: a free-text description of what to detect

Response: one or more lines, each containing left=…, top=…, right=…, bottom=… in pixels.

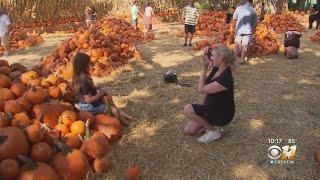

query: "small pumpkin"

left=0, top=127, right=30, bottom=161
left=26, top=124, right=44, bottom=144
left=0, top=66, right=11, bottom=75
left=95, top=114, right=121, bottom=142
left=4, top=100, right=23, bottom=115
left=10, top=83, right=26, bottom=98
left=27, top=86, right=47, bottom=105
left=0, top=60, right=9, bottom=67
left=21, top=71, right=38, bottom=85
left=17, top=97, right=32, bottom=113
left=55, top=117, right=70, bottom=135
left=0, top=88, right=15, bottom=101
left=125, top=165, right=141, bottom=180
left=11, top=112, right=30, bottom=129
left=81, top=121, right=110, bottom=160
left=70, top=120, right=85, bottom=135
left=0, top=74, right=11, bottom=88
left=30, top=142, right=52, bottom=163
left=0, top=159, right=20, bottom=179
left=61, top=110, right=77, bottom=125
left=63, top=133, right=82, bottom=149
left=17, top=155, right=58, bottom=180
left=32, top=102, right=66, bottom=128
left=48, top=86, right=61, bottom=99
left=92, top=157, right=111, bottom=174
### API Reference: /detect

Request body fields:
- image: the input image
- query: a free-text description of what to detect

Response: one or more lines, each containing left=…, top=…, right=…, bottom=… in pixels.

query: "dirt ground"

left=6, top=23, right=320, bottom=180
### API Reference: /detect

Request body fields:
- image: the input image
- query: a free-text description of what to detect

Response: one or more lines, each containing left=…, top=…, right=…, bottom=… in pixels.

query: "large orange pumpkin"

left=4, top=100, right=23, bottom=115
left=17, top=155, right=58, bottom=180
left=0, top=74, right=11, bottom=88
left=95, top=114, right=121, bottom=142
left=0, top=127, right=30, bottom=161
left=27, top=86, right=47, bottom=105
left=0, top=159, right=20, bottom=179
left=30, top=142, right=52, bottom=163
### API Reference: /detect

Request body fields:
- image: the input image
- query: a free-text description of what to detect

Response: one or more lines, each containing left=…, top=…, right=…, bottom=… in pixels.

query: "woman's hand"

left=202, top=57, right=210, bottom=70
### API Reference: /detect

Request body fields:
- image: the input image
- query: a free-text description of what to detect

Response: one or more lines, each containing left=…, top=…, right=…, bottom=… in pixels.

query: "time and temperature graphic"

left=267, top=138, right=297, bottom=165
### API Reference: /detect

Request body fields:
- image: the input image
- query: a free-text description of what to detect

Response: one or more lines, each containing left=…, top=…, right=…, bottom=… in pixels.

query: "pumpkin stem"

left=18, top=155, right=38, bottom=170
left=7, top=112, right=13, bottom=120
left=53, top=138, right=72, bottom=155
left=0, top=135, right=8, bottom=144
left=84, top=119, right=91, bottom=141
left=16, top=121, right=27, bottom=130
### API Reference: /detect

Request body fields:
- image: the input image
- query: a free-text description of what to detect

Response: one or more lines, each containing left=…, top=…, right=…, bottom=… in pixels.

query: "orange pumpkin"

left=0, top=74, right=11, bottom=88
left=95, top=114, right=121, bottom=142
left=30, top=142, right=52, bottom=162
left=4, top=100, right=23, bottom=115
left=0, top=159, right=20, bottom=179
left=27, top=86, right=47, bottom=105
left=21, top=71, right=38, bottom=85
left=70, top=121, right=85, bottom=135
left=63, top=133, right=81, bottom=149
left=0, top=88, right=15, bottom=101
left=0, top=112, right=10, bottom=128
left=11, top=112, right=30, bottom=129
left=10, top=83, right=26, bottom=98
left=61, top=110, right=77, bottom=125
left=48, top=86, right=61, bottom=99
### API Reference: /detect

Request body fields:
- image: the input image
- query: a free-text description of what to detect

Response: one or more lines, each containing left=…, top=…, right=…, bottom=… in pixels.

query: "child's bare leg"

left=111, top=106, right=132, bottom=126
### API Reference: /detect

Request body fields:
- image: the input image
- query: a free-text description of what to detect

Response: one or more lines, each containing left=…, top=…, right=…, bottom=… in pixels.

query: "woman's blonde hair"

left=212, top=44, right=236, bottom=65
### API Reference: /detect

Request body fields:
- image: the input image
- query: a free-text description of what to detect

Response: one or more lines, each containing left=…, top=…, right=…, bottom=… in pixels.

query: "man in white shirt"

left=0, top=8, right=11, bottom=57
left=233, top=0, right=257, bottom=64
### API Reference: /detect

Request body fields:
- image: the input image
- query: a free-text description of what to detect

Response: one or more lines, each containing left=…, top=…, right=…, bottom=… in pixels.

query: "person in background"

left=84, top=0, right=97, bottom=27
left=144, top=2, right=155, bottom=32
left=226, top=5, right=235, bottom=24
left=131, top=1, right=139, bottom=30
left=183, top=45, right=236, bottom=143
left=0, top=7, right=11, bottom=58
left=72, top=53, right=133, bottom=126
left=309, top=0, right=320, bottom=30
left=232, top=0, right=257, bottom=64
left=259, top=2, right=266, bottom=22
left=182, top=0, right=200, bottom=47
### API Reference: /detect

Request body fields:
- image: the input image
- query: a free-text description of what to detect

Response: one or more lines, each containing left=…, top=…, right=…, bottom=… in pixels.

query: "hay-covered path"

left=95, top=24, right=320, bottom=179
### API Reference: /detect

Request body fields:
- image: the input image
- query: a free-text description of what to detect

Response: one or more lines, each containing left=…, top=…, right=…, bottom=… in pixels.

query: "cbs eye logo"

left=268, top=145, right=282, bottom=160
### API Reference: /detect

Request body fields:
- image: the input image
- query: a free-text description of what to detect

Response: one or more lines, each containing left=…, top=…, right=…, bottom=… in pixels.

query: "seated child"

left=72, top=53, right=132, bottom=126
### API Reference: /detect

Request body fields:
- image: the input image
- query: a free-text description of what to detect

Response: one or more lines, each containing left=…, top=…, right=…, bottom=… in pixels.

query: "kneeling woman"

left=184, top=44, right=236, bottom=143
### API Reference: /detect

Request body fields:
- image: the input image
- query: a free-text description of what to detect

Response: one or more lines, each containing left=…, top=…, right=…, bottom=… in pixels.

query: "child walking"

left=72, top=53, right=132, bottom=126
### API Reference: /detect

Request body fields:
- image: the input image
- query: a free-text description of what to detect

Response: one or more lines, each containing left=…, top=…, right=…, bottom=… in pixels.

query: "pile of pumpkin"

left=0, top=27, right=44, bottom=55
left=195, top=11, right=227, bottom=36
left=262, top=12, right=306, bottom=33
left=0, top=59, right=141, bottom=179
left=39, top=26, right=143, bottom=78
left=249, top=24, right=281, bottom=55
left=155, top=8, right=182, bottom=23
left=309, top=30, right=320, bottom=42
left=98, top=17, right=155, bottom=43
left=192, top=24, right=280, bottom=56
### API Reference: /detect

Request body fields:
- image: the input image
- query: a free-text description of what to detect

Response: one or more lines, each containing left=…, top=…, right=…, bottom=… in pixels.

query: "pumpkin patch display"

left=0, top=58, right=136, bottom=178
left=262, top=13, right=306, bottom=34
left=0, top=27, right=44, bottom=56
